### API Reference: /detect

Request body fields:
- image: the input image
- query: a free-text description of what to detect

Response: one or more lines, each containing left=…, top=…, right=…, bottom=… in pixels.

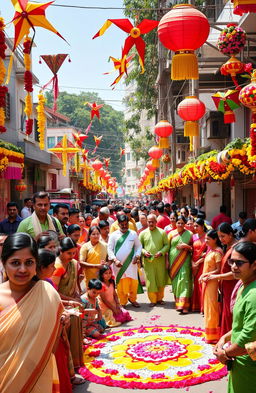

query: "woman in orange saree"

left=199, top=230, right=223, bottom=344
left=206, top=223, right=237, bottom=337
left=191, top=218, right=207, bottom=312
left=0, top=233, right=63, bottom=393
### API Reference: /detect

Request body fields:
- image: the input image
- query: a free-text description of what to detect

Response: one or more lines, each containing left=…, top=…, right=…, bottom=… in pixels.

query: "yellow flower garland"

left=0, top=107, right=5, bottom=129
left=37, top=92, right=46, bottom=150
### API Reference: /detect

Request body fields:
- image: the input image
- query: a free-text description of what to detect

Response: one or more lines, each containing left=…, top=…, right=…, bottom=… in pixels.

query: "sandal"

left=149, top=302, right=156, bottom=307
left=157, top=300, right=165, bottom=305
left=71, top=376, right=86, bottom=385
left=128, top=299, right=141, bottom=308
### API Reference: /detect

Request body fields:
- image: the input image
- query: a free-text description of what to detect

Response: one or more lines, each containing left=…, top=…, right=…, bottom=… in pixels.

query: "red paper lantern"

left=177, top=96, right=206, bottom=150
left=146, top=161, right=157, bottom=171
left=158, top=4, right=210, bottom=80
left=91, top=159, right=103, bottom=171
left=154, top=120, right=173, bottom=149
left=239, top=70, right=256, bottom=158
left=148, top=145, right=163, bottom=168
left=220, top=56, right=245, bottom=88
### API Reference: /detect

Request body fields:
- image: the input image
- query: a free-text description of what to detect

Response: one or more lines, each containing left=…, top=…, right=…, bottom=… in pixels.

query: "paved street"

left=74, top=288, right=228, bottom=393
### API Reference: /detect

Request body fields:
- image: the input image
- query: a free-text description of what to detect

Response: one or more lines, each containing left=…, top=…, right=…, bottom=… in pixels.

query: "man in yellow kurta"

left=139, top=214, right=169, bottom=307
left=110, top=210, right=137, bottom=233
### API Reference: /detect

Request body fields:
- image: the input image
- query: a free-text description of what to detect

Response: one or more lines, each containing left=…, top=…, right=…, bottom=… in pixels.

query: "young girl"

left=98, top=265, right=132, bottom=327
left=81, top=279, right=106, bottom=339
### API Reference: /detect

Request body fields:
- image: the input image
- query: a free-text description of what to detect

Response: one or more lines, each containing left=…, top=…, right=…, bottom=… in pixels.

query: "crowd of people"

left=0, top=191, right=256, bottom=393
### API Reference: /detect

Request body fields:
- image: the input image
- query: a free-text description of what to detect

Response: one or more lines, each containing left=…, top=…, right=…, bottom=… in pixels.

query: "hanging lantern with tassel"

left=239, top=69, right=256, bottom=167
left=148, top=146, right=163, bottom=168
left=15, top=180, right=27, bottom=199
left=177, top=96, right=206, bottom=151
left=157, top=4, right=210, bottom=80
left=154, top=120, right=173, bottom=149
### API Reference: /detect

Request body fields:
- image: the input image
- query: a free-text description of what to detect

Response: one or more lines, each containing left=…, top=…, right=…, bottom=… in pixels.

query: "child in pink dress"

left=98, top=265, right=132, bottom=326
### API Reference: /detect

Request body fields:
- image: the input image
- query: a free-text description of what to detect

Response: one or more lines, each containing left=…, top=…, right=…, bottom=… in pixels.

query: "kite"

left=40, top=54, right=70, bottom=111
left=120, top=147, right=125, bottom=158
left=212, top=89, right=240, bottom=123
left=48, top=134, right=79, bottom=176
left=93, top=18, right=159, bottom=73
left=104, top=53, right=135, bottom=87
left=72, top=132, right=89, bottom=148
left=104, top=157, right=110, bottom=168
left=86, top=102, right=104, bottom=120
left=81, top=148, right=89, bottom=162
left=10, top=0, right=66, bottom=51
left=92, top=135, right=103, bottom=154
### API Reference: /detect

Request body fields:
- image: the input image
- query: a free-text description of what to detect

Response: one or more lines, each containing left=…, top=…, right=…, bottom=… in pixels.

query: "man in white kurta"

left=108, top=214, right=142, bottom=307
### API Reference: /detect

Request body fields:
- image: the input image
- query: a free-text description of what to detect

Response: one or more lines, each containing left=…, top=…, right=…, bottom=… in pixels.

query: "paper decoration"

left=93, top=18, right=159, bottom=73
left=48, top=134, right=80, bottom=176
left=212, top=90, right=240, bottom=123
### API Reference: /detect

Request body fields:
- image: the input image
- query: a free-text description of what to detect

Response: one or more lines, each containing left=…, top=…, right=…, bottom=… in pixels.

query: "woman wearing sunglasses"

left=214, top=241, right=256, bottom=393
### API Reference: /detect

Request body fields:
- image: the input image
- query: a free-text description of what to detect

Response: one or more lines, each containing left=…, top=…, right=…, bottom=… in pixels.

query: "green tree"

left=45, top=91, right=124, bottom=182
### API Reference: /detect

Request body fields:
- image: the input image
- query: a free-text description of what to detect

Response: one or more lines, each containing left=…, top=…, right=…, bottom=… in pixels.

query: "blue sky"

left=2, top=0, right=127, bottom=110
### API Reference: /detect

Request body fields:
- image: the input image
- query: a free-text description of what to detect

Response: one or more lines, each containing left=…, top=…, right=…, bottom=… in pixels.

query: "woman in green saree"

left=214, top=242, right=256, bottom=393
left=51, top=237, right=84, bottom=370
left=168, top=215, right=193, bottom=314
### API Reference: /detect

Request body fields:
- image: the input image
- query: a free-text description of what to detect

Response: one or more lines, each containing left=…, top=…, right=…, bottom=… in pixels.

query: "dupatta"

left=0, top=280, right=63, bottom=393
left=169, top=229, right=192, bottom=280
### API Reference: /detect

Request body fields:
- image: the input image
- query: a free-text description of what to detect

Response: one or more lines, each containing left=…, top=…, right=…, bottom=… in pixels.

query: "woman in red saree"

left=191, top=218, right=207, bottom=312
left=0, top=233, right=63, bottom=393
left=206, top=223, right=237, bottom=336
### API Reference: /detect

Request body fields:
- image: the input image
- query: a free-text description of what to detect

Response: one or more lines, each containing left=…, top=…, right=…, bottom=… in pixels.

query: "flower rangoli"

left=80, top=325, right=227, bottom=389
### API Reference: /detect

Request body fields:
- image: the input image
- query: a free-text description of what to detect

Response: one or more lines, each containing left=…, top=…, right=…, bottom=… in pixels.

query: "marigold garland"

left=0, top=18, right=7, bottom=133
left=37, top=92, right=46, bottom=150
left=144, top=140, right=256, bottom=195
left=23, top=37, right=33, bottom=135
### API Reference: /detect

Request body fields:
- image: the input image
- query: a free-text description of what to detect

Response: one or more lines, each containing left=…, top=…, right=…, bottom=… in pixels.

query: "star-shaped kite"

left=104, top=157, right=110, bottom=168
left=93, top=18, right=159, bottom=73
left=92, top=135, right=103, bottom=154
left=86, top=102, right=104, bottom=120
left=120, top=147, right=125, bottom=158
left=72, top=132, right=89, bottom=148
left=104, top=53, right=135, bottom=87
left=10, top=0, right=66, bottom=51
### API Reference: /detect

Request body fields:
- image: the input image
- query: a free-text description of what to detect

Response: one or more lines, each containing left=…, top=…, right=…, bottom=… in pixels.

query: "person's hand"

left=154, top=252, right=162, bottom=258
left=214, top=348, right=228, bottom=364
left=214, top=337, right=226, bottom=354
left=144, top=251, right=152, bottom=258
left=206, top=274, right=217, bottom=282
left=60, top=311, right=70, bottom=327
left=176, top=243, right=188, bottom=250
left=115, top=259, right=123, bottom=268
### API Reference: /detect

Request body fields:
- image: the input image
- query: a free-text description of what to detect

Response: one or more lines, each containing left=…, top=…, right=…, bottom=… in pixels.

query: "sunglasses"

left=228, top=259, right=249, bottom=268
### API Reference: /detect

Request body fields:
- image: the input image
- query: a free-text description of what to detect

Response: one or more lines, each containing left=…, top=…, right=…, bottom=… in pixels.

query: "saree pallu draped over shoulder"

left=169, top=229, right=193, bottom=311
left=0, top=280, right=63, bottom=393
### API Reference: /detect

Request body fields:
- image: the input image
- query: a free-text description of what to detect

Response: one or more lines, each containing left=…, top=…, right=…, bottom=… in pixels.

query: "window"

left=57, top=136, right=63, bottom=143
left=127, top=169, right=131, bottom=177
left=34, top=119, right=39, bottom=142
left=20, top=100, right=26, bottom=132
left=47, top=136, right=55, bottom=148
left=181, top=150, right=186, bottom=162
left=126, top=152, right=131, bottom=161
left=178, top=150, right=181, bottom=159
left=132, top=168, right=137, bottom=177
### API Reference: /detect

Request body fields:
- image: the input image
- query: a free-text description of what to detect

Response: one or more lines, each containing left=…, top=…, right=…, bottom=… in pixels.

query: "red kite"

left=86, top=102, right=104, bottom=120
left=92, top=135, right=103, bottom=154
left=104, top=157, right=110, bottom=168
left=72, top=132, right=89, bottom=148
left=93, top=18, right=159, bottom=73
left=10, top=0, right=66, bottom=51
left=120, top=147, right=125, bottom=158
left=40, top=54, right=70, bottom=111
left=104, top=53, right=135, bottom=87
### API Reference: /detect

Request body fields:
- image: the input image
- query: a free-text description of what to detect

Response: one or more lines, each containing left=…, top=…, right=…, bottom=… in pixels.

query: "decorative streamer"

left=0, top=18, right=7, bottom=133
left=23, top=36, right=33, bottom=135
left=37, top=92, right=46, bottom=150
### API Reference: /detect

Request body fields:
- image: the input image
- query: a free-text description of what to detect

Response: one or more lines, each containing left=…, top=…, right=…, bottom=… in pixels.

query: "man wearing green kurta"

left=139, top=214, right=169, bottom=307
